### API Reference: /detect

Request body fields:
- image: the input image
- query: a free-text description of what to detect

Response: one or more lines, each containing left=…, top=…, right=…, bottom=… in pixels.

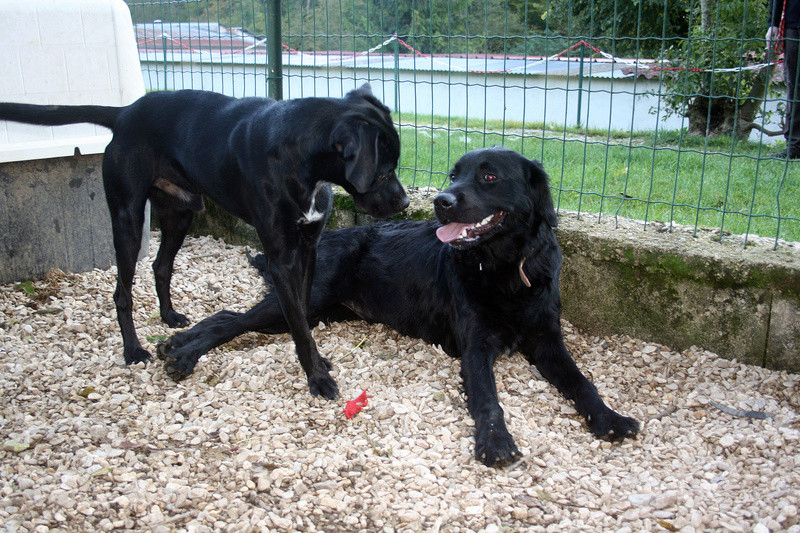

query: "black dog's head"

left=330, top=84, right=409, bottom=218
left=434, top=147, right=557, bottom=249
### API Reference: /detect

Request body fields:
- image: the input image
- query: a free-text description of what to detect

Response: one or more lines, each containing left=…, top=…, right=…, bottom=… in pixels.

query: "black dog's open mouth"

left=436, top=211, right=506, bottom=248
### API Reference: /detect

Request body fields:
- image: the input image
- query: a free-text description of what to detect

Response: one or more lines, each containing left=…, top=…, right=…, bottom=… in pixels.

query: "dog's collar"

left=518, top=258, right=531, bottom=287
left=517, top=219, right=545, bottom=288
left=518, top=250, right=536, bottom=288
left=474, top=249, right=533, bottom=287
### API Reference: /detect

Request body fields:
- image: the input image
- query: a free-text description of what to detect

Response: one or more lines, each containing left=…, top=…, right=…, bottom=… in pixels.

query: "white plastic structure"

left=0, top=0, right=145, bottom=163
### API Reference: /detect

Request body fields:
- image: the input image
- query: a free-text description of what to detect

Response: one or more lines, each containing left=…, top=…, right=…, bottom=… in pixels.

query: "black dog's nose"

left=398, top=194, right=410, bottom=211
left=434, top=192, right=457, bottom=211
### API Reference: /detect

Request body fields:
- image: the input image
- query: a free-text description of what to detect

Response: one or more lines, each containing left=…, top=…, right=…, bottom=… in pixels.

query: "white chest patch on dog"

left=301, top=207, right=325, bottom=224
left=299, top=181, right=327, bottom=225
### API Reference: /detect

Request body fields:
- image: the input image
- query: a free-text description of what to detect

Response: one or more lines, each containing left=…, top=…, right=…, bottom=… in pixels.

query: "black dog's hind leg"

left=151, top=204, right=194, bottom=328
left=112, top=235, right=150, bottom=364
left=522, top=333, right=639, bottom=441
left=106, top=174, right=151, bottom=364
left=460, top=336, right=522, bottom=467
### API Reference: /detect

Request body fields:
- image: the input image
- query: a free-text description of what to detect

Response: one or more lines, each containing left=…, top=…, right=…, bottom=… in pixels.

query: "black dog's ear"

left=346, top=84, right=392, bottom=116
left=348, top=83, right=373, bottom=98
left=331, top=119, right=378, bottom=194
left=529, top=158, right=558, bottom=228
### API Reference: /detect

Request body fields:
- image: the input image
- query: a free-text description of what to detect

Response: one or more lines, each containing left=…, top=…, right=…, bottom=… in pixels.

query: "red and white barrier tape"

left=142, top=33, right=780, bottom=75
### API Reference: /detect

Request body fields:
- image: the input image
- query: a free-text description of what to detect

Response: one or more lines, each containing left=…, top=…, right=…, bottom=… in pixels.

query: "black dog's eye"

left=484, top=174, right=498, bottom=182
left=449, top=172, right=456, bottom=181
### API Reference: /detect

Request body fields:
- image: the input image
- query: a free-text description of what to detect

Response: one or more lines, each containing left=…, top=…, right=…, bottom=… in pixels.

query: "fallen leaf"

left=535, top=489, right=556, bottom=502
left=78, top=386, right=96, bottom=398
left=17, top=281, right=37, bottom=297
left=657, top=520, right=678, bottom=531
left=3, top=441, right=30, bottom=453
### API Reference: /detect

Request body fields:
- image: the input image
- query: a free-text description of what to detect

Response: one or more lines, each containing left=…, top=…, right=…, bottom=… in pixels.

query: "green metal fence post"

left=577, top=42, right=584, bottom=128
left=267, top=0, right=283, bottom=100
left=162, top=34, right=168, bottom=91
left=394, top=32, right=400, bottom=112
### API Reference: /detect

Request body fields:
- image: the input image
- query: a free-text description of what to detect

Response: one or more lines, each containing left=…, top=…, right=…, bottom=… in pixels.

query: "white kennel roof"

left=0, top=0, right=145, bottom=163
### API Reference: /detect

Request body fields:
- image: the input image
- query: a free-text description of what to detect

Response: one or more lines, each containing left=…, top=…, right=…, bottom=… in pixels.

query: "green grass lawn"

left=394, top=117, right=799, bottom=243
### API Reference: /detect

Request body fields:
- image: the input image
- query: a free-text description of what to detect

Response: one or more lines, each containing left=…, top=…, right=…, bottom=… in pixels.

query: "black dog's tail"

left=0, top=102, right=122, bottom=130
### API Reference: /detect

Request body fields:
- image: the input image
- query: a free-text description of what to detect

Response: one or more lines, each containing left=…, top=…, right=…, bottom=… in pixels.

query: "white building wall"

left=139, top=53, right=783, bottom=143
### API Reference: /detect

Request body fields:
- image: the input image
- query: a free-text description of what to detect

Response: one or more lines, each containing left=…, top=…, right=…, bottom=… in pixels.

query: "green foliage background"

left=125, top=0, right=696, bottom=57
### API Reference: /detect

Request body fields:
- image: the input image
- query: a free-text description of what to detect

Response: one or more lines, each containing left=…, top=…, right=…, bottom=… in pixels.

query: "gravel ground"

left=1, top=232, right=799, bottom=533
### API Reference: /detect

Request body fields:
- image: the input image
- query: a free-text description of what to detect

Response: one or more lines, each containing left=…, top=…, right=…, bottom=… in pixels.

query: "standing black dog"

left=158, top=147, right=639, bottom=466
left=0, top=85, right=408, bottom=400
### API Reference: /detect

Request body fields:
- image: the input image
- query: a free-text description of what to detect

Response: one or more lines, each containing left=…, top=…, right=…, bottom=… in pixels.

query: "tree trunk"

left=686, top=96, right=755, bottom=139
left=686, top=66, right=779, bottom=140
left=700, top=0, right=713, bottom=31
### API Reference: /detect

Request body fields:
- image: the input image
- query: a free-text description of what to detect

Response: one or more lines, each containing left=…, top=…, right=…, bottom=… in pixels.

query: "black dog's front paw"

left=125, top=346, right=153, bottom=365
left=164, top=357, right=195, bottom=381
left=160, top=327, right=197, bottom=351
left=156, top=338, right=197, bottom=381
left=307, top=360, right=338, bottom=400
left=319, top=355, right=333, bottom=371
left=588, top=409, right=640, bottom=442
left=475, top=420, right=522, bottom=467
left=155, top=338, right=173, bottom=361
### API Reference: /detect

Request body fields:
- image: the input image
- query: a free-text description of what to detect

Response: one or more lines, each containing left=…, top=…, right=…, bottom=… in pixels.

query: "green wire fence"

left=126, top=0, right=799, bottom=247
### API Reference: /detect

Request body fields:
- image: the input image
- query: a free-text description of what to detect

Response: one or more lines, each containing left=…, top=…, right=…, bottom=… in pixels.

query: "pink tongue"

left=436, top=222, right=471, bottom=243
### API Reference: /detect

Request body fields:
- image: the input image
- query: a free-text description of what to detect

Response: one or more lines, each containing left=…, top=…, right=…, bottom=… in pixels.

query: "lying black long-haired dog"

left=0, top=85, right=408, bottom=401
left=159, top=146, right=639, bottom=466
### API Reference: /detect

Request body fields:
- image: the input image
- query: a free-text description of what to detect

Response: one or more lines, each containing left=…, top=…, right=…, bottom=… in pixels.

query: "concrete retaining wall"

left=555, top=214, right=799, bottom=371
left=1, top=155, right=111, bottom=283
left=177, top=191, right=800, bottom=372
left=0, top=154, right=151, bottom=284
